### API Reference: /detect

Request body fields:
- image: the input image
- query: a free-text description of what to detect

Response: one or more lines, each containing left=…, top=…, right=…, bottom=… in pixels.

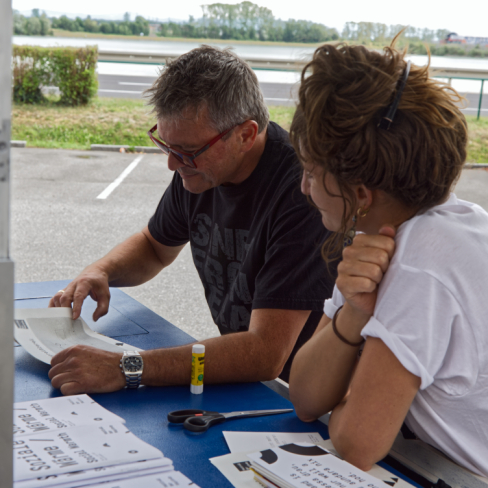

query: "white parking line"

left=96, top=155, right=144, bottom=200
left=119, top=82, right=153, bottom=86
left=264, top=97, right=296, bottom=102
left=98, top=89, right=142, bottom=94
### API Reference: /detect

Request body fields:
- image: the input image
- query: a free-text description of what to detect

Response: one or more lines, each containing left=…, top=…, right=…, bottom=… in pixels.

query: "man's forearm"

left=92, top=231, right=168, bottom=287
left=49, top=308, right=309, bottom=395
left=141, top=330, right=286, bottom=386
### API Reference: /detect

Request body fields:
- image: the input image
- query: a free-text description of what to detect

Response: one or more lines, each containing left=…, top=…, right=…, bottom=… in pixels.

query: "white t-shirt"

left=323, top=193, right=488, bottom=477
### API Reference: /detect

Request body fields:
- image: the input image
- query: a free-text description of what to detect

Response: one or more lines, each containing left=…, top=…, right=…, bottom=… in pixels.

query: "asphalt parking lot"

left=10, top=147, right=488, bottom=341
left=10, top=147, right=219, bottom=341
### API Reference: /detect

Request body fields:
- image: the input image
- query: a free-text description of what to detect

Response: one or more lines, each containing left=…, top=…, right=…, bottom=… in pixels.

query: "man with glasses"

left=48, top=46, right=335, bottom=395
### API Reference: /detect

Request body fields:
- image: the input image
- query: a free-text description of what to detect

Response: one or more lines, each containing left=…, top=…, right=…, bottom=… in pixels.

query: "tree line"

left=159, top=2, right=339, bottom=43
left=11, top=2, right=488, bottom=57
left=13, top=10, right=149, bottom=36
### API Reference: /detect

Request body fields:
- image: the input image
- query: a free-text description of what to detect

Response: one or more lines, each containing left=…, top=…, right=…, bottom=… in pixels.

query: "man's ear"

left=237, top=120, right=259, bottom=152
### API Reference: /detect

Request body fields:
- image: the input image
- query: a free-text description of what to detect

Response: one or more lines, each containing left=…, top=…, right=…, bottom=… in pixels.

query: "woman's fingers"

left=337, top=230, right=397, bottom=314
left=343, top=237, right=395, bottom=274
left=338, top=259, right=386, bottom=285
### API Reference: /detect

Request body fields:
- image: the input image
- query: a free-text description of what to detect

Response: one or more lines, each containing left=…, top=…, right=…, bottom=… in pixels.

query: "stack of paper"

left=13, top=395, right=198, bottom=488
left=210, top=432, right=413, bottom=488
left=248, top=443, right=391, bottom=488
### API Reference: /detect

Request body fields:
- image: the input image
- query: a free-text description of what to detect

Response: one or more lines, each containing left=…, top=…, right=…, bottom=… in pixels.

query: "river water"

left=12, top=35, right=488, bottom=93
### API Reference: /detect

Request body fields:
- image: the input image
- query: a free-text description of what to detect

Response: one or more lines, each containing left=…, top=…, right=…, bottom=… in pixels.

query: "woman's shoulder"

left=393, top=194, right=488, bottom=269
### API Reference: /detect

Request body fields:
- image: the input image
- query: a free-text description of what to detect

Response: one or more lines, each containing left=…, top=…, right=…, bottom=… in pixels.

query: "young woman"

left=288, top=41, right=488, bottom=478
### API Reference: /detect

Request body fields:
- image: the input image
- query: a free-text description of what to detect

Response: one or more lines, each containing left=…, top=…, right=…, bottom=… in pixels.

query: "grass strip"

left=11, top=98, right=488, bottom=163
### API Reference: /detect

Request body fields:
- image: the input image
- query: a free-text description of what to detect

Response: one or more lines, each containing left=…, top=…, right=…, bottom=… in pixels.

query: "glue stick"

left=190, top=344, right=205, bottom=394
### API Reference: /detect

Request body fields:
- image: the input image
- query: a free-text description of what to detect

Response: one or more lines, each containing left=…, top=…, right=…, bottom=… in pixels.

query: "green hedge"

left=12, top=45, right=98, bottom=105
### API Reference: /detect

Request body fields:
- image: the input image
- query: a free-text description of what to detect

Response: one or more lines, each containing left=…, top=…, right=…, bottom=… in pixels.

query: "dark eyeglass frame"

left=147, top=124, right=235, bottom=169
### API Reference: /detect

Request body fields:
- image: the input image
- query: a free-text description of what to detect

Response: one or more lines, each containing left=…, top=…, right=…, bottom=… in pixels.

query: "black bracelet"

left=331, top=305, right=365, bottom=347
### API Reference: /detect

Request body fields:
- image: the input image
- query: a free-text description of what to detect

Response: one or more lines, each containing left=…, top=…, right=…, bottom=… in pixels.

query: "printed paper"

left=223, top=431, right=325, bottom=454
left=248, top=443, right=405, bottom=488
left=14, top=394, right=125, bottom=437
left=86, top=470, right=199, bottom=487
left=14, top=422, right=164, bottom=482
left=14, top=307, right=142, bottom=364
left=15, top=458, right=173, bottom=488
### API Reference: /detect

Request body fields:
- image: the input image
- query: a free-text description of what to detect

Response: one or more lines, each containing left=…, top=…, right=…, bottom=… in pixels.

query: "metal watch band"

left=120, top=351, right=143, bottom=389
left=125, top=372, right=142, bottom=389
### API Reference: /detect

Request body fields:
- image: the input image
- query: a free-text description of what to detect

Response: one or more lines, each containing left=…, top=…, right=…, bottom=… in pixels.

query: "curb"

left=465, top=163, right=488, bottom=169
left=11, top=141, right=26, bottom=148
left=91, top=144, right=160, bottom=154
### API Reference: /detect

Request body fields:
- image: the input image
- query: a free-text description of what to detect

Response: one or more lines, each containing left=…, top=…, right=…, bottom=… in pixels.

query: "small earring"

left=357, top=206, right=370, bottom=218
left=343, top=207, right=370, bottom=248
left=343, top=215, right=357, bottom=248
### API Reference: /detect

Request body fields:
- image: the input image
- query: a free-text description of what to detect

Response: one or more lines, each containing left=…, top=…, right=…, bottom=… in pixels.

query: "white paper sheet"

left=211, top=438, right=413, bottom=488
left=223, top=432, right=325, bottom=454
left=86, top=470, right=200, bottom=487
left=15, top=458, right=174, bottom=488
left=14, top=394, right=125, bottom=437
left=14, top=421, right=164, bottom=482
left=248, top=443, right=412, bottom=488
left=14, top=308, right=143, bottom=364
left=210, top=451, right=268, bottom=488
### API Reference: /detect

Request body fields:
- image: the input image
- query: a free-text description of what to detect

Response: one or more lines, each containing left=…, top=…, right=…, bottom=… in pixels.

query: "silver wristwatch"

left=120, top=351, right=143, bottom=389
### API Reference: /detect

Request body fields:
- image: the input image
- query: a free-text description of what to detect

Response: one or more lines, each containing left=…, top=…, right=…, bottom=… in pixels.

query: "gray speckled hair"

left=145, top=45, right=269, bottom=133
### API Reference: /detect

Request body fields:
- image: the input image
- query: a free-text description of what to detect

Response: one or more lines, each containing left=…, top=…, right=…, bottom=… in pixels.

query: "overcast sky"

left=12, top=0, right=488, bottom=38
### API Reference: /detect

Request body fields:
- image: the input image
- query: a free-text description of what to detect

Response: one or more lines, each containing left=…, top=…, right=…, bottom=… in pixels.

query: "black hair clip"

left=378, top=60, right=411, bottom=130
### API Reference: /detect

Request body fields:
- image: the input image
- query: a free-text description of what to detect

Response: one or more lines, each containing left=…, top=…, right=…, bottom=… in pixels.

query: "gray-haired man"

left=48, top=46, right=335, bottom=394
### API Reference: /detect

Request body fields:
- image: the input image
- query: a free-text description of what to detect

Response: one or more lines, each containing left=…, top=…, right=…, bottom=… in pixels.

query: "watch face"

left=123, top=356, right=143, bottom=372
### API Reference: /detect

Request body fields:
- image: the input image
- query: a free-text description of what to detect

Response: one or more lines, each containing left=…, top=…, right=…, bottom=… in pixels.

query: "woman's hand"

left=337, top=225, right=396, bottom=318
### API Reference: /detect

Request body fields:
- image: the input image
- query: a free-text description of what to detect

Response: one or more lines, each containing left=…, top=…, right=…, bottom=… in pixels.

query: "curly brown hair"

left=290, top=40, right=468, bottom=258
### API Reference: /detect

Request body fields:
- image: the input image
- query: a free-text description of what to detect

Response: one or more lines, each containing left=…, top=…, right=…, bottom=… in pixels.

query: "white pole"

left=0, top=0, right=14, bottom=484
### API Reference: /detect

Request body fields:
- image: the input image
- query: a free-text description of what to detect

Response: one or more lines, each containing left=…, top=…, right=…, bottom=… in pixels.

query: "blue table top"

left=14, top=280, right=421, bottom=488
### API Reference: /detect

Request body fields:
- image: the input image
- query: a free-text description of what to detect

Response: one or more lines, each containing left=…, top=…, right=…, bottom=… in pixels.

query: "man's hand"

left=49, top=266, right=111, bottom=321
left=337, top=225, right=396, bottom=318
left=48, top=229, right=185, bottom=322
left=49, top=345, right=126, bottom=395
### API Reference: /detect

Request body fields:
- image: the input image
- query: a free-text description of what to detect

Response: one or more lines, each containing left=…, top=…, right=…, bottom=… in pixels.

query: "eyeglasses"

left=147, top=124, right=235, bottom=169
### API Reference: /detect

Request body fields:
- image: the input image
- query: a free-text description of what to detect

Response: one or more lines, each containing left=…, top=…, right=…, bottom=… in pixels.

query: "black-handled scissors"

left=168, top=408, right=293, bottom=432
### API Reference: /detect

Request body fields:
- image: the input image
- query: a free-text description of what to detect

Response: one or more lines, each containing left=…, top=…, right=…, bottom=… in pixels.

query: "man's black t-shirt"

left=148, top=122, right=336, bottom=381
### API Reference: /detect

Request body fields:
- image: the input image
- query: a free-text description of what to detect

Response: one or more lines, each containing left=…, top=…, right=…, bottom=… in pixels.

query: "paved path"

left=10, top=148, right=488, bottom=341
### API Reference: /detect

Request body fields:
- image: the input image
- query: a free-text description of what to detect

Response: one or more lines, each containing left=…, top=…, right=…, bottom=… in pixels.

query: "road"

left=98, top=73, right=299, bottom=106
left=10, top=147, right=488, bottom=342
left=98, top=72, right=488, bottom=115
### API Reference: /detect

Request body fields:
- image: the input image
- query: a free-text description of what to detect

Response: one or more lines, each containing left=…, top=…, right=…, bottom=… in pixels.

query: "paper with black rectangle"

left=14, top=307, right=142, bottom=364
left=248, top=443, right=391, bottom=488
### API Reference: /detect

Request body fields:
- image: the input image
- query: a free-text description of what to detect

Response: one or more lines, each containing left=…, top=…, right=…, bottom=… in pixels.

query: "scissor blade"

left=222, top=408, right=293, bottom=419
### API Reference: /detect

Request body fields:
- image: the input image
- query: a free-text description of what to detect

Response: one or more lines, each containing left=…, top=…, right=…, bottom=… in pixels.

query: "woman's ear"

left=355, top=184, right=374, bottom=210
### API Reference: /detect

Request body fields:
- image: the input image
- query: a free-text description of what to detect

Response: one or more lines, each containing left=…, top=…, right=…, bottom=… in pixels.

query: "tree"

left=39, top=13, right=51, bottom=35
left=13, top=11, right=26, bottom=34
left=25, top=17, right=42, bottom=35
left=83, top=16, right=99, bottom=33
